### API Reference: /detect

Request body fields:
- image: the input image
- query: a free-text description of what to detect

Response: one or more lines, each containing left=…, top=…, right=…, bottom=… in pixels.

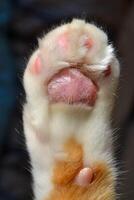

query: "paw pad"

left=83, top=38, right=94, bottom=49
left=74, top=167, right=94, bottom=186
left=30, top=56, right=42, bottom=75
left=58, top=33, right=68, bottom=49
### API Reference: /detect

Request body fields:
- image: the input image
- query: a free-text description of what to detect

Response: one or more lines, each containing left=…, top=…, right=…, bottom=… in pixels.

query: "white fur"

left=23, top=19, right=120, bottom=200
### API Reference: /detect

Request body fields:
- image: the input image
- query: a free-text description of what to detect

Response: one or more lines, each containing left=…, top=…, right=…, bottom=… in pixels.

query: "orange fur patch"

left=46, top=138, right=116, bottom=200
left=52, top=138, right=83, bottom=186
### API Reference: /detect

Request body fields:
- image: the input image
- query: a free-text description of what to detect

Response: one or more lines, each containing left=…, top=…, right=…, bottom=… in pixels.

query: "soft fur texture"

left=23, top=19, right=120, bottom=200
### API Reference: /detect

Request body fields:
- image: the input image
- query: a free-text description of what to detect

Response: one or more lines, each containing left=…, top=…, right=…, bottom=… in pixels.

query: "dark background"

left=0, top=0, right=134, bottom=199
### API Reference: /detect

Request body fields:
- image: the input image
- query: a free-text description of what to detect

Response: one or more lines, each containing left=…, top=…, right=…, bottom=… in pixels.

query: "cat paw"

left=23, top=19, right=119, bottom=200
left=24, top=19, right=119, bottom=109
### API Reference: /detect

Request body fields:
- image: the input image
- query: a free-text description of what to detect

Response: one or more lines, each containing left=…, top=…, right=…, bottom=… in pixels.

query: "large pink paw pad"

left=48, top=68, right=98, bottom=106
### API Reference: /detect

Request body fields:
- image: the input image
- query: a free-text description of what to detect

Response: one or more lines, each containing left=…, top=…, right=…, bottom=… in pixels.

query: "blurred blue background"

left=0, top=0, right=134, bottom=199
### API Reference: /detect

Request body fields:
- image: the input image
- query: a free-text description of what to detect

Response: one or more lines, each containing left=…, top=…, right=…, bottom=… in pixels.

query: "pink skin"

left=83, top=38, right=94, bottom=49
left=48, top=68, right=97, bottom=106
left=30, top=56, right=42, bottom=75
left=58, top=33, right=69, bottom=49
left=74, top=167, right=94, bottom=186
